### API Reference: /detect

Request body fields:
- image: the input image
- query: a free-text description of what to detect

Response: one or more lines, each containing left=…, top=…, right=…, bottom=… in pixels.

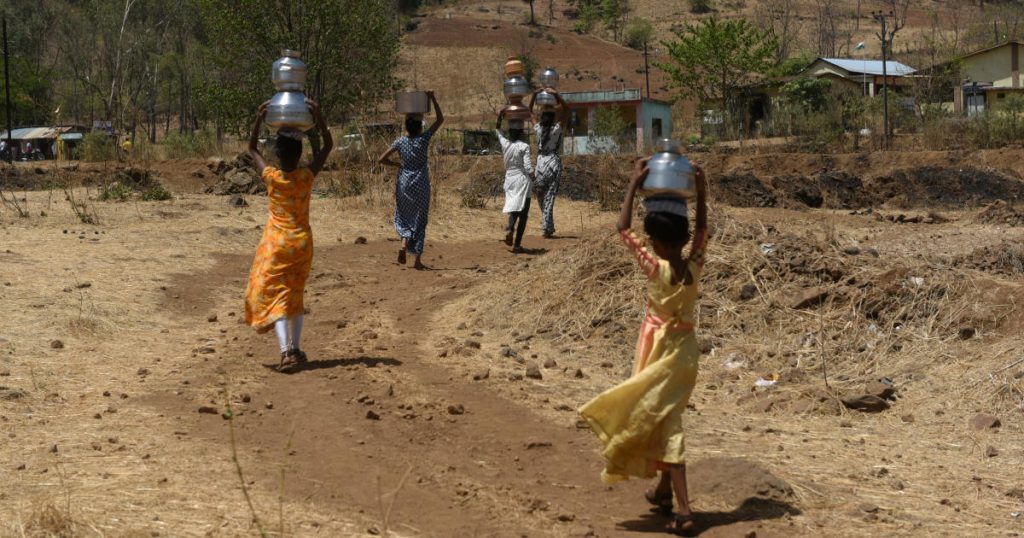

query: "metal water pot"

left=396, top=91, right=430, bottom=115
left=535, top=90, right=557, bottom=108
left=503, top=75, right=530, bottom=98
left=266, top=91, right=314, bottom=132
left=640, top=139, right=696, bottom=199
left=272, top=50, right=307, bottom=91
left=539, top=67, right=559, bottom=89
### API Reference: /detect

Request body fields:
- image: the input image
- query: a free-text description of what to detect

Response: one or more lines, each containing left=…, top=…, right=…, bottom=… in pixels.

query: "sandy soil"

left=1, top=152, right=1023, bottom=537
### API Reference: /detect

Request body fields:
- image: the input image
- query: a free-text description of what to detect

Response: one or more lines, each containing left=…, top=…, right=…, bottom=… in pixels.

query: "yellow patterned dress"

left=580, top=228, right=707, bottom=484
left=244, top=166, right=314, bottom=333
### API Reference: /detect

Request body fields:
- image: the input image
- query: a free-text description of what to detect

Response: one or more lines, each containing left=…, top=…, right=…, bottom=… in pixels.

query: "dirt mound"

left=204, top=152, right=263, bottom=195
left=689, top=457, right=796, bottom=506
left=868, top=166, right=1024, bottom=208
left=973, top=200, right=1024, bottom=226
left=711, top=166, right=1024, bottom=210
left=958, top=242, right=1024, bottom=275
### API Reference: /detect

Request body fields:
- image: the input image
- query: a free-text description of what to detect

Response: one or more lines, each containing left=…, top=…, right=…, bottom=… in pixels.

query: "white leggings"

left=273, top=315, right=304, bottom=354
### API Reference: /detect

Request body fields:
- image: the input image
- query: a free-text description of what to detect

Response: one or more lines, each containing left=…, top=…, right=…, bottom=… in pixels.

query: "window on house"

left=999, top=93, right=1007, bottom=99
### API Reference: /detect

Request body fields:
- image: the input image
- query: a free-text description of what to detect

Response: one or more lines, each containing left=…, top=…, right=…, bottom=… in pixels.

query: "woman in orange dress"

left=244, top=98, right=333, bottom=371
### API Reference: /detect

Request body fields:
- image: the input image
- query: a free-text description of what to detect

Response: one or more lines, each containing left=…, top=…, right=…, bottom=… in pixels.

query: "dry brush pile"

left=454, top=207, right=1024, bottom=419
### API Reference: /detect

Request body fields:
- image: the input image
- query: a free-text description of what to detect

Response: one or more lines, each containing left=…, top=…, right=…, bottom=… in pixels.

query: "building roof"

left=0, top=126, right=82, bottom=140
left=560, top=88, right=671, bottom=106
left=817, top=58, right=916, bottom=76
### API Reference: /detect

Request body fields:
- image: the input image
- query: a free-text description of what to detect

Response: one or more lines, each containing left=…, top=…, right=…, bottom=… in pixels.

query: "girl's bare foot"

left=668, top=512, right=696, bottom=536
left=397, top=249, right=407, bottom=265
left=413, top=256, right=426, bottom=270
left=504, top=231, right=513, bottom=246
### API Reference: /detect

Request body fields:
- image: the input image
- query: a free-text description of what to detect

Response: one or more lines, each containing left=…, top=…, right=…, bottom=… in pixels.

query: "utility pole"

left=874, top=11, right=891, bottom=149
left=2, top=16, right=13, bottom=164
left=643, top=40, right=651, bottom=99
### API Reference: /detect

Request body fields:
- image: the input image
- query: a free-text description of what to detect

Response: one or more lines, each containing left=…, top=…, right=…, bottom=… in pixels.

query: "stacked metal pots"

left=502, top=56, right=531, bottom=121
left=266, top=50, right=314, bottom=132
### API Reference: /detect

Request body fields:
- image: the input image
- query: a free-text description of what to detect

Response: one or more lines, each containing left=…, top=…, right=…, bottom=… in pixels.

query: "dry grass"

left=433, top=201, right=1024, bottom=536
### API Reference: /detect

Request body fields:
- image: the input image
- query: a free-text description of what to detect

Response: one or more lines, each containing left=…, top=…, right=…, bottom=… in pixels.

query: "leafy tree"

left=656, top=18, right=777, bottom=113
left=781, top=77, right=831, bottom=112
left=602, top=0, right=630, bottom=41
left=623, top=17, right=654, bottom=50
left=195, top=0, right=400, bottom=135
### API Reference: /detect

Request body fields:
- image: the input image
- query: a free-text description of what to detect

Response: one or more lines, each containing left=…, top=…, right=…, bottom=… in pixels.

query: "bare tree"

left=814, top=0, right=852, bottom=57
left=754, top=0, right=803, bottom=62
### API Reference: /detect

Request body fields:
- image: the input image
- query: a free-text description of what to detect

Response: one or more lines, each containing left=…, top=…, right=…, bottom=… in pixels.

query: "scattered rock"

left=500, top=347, right=517, bottom=358
left=557, top=514, right=576, bottom=522
left=366, top=410, right=381, bottom=420
left=865, top=379, right=896, bottom=400
left=196, top=347, right=216, bottom=355
left=472, top=369, right=490, bottom=381
left=739, top=283, right=758, bottom=301
left=228, top=194, right=248, bottom=207
left=197, top=406, right=218, bottom=415
left=543, top=358, right=557, bottom=369
left=0, top=369, right=9, bottom=377
left=137, top=368, right=150, bottom=376
left=527, top=441, right=553, bottom=449
left=0, top=387, right=28, bottom=400
left=264, top=401, right=274, bottom=410
left=842, top=246, right=862, bottom=256
left=858, top=503, right=879, bottom=514
left=573, top=368, right=585, bottom=379
left=525, top=364, right=543, bottom=380
left=901, top=414, right=915, bottom=423
left=985, top=445, right=999, bottom=458
left=958, top=327, right=976, bottom=340
left=207, top=314, right=218, bottom=323
left=464, top=340, right=481, bottom=350
left=354, top=236, right=368, bottom=245
left=508, top=373, right=524, bottom=381
left=447, top=404, right=465, bottom=415
left=240, top=393, right=252, bottom=403
left=969, top=413, right=1001, bottom=431
left=841, top=394, right=890, bottom=413
left=599, top=361, right=613, bottom=368
left=50, top=339, right=64, bottom=349
left=76, top=282, right=92, bottom=289
left=791, top=286, right=829, bottom=309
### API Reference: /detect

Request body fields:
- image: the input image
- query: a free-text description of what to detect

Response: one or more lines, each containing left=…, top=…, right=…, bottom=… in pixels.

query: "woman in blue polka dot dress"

left=378, top=91, right=444, bottom=270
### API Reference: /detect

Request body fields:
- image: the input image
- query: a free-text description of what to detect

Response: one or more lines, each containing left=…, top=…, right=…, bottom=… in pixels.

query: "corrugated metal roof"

left=820, top=58, right=916, bottom=76
left=0, top=126, right=72, bottom=140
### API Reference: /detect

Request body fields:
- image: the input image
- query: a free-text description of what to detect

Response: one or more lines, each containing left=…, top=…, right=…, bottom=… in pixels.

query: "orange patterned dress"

left=244, top=166, right=314, bottom=333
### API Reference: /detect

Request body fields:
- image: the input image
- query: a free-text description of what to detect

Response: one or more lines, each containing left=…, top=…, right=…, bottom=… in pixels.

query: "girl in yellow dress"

left=579, top=158, right=707, bottom=535
left=244, top=98, right=333, bottom=371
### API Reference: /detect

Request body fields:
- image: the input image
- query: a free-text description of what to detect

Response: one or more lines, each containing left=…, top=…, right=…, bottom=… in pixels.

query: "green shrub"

left=99, top=183, right=133, bottom=202
left=688, top=0, right=713, bottom=13
left=81, top=132, right=116, bottom=162
left=141, top=185, right=173, bottom=201
left=623, top=18, right=654, bottom=50
left=162, top=130, right=217, bottom=159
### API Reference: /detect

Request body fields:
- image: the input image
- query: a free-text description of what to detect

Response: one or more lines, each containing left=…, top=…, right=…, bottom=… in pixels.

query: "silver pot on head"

left=639, top=139, right=696, bottom=199
left=535, top=90, right=557, bottom=108
left=266, top=91, right=314, bottom=132
left=396, top=91, right=431, bottom=115
left=539, top=67, right=559, bottom=89
left=272, top=49, right=308, bottom=92
left=503, top=76, right=530, bottom=98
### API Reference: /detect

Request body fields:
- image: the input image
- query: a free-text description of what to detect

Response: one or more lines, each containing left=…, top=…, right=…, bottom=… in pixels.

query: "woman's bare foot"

left=397, top=249, right=407, bottom=265
left=413, top=256, right=427, bottom=270
left=504, top=231, right=513, bottom=246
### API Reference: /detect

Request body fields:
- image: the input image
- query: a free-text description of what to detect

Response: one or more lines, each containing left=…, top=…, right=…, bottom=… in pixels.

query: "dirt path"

left=155, top=237, right=789, bottom=537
